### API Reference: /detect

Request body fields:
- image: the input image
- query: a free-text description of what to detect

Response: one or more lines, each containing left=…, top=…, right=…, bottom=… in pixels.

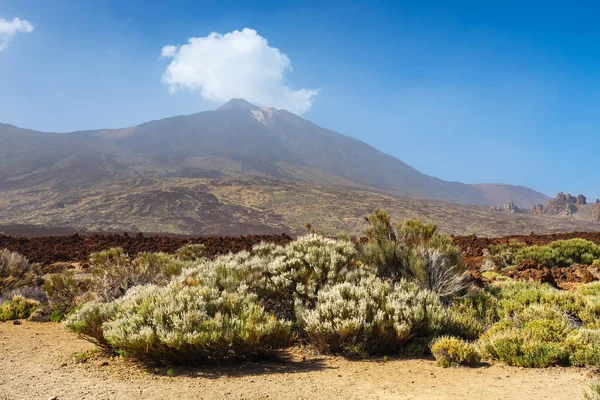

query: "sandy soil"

left=0, top=321, right=591, bottom=400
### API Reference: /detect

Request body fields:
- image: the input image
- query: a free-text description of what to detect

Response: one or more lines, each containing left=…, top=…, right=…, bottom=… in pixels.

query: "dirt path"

left=0, top=322, right=590, bottom=400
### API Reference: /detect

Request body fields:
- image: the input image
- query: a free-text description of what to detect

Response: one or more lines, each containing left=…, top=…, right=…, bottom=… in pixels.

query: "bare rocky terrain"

left=1, top=177, right=598, bottom=238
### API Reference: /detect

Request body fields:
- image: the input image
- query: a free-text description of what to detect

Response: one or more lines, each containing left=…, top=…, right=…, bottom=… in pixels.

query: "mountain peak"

left=217, top=98, right=258, bottom=111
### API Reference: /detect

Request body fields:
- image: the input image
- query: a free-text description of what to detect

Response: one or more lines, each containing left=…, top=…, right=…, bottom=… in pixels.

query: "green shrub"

left=483, top=243, right=525, bottom=270
left=490, top=281, right=599, bottom=325
left=482, top=333, right=568, bottom=368
left=576, top=282, right=600, bottom=297
left=565, top=329, right=600, bottom=367
left=299, top=277, right=446, bottom=356
left=175, top=243, right=207, bottom=262
left=0, top=295, right=39, bottom=321
left=430, top=336, right=480, bottom=367
left=89, top=248, right=191, bottom=301
left=0, top=249, right=42, bottom=294
left=65, top=282, right=292, bottom=363
left=445, top=287, right=499, bottom=339
left=479, top=306, right=572, bottom=367
left=44, top=270, right=85, bottom=316
left=585, top=379, right=600, bottom=400
left=514, top=239, right=600, bottom=268
left=593, top=260, right=600, bottom=267
left=446, top=310, right=485, bottom=340
left=360, top=210, right=468, bottom=299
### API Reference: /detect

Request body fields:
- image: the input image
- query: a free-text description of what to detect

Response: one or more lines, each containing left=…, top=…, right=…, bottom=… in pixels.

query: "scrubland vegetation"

left=2, top=210, right=600, bottom=384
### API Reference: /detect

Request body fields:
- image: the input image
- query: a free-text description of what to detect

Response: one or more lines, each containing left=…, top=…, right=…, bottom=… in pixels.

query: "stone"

left=27, top=308, right=51, bottom=323
left=490, top=200, right=521, bottom=214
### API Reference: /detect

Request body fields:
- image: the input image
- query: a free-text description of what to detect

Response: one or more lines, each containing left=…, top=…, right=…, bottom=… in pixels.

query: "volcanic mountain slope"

left=0, top=177, right=598, bottom=237
left=3, top=99, right=587, bottom=236
left=1, top=99, right=548, bottom=207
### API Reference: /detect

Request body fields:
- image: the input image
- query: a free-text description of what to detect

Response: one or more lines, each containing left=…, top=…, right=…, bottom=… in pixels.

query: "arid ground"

left=0, top=322, right=590, bottom=400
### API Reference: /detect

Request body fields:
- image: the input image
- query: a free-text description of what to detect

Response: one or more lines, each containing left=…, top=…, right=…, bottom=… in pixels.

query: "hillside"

left=1, top=99, right=548, bottom=206
left=5, top=99, right=594, bottom=237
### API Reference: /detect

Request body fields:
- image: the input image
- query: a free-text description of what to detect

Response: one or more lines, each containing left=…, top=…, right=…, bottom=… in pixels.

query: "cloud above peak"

left=160, top=28, right=319, bottom=114
left=0, top=17, right=34, bottom=52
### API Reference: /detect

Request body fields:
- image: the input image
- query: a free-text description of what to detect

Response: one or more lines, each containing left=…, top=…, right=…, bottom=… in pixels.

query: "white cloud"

left=0, top=17, right=34, bottom=52
left=160, top=45, right=177, bottom=58
left=160, top=28, right=319, bottom=114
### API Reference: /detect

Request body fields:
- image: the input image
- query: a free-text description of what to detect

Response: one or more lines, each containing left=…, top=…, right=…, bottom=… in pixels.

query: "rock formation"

left=593, top=201, right=600, bottom=223
left=490, top=200, right=522, bottom=214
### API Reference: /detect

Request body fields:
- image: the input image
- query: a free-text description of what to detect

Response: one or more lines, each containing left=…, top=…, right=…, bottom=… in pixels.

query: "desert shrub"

left=514, top=239, right=600, bottom=268
left=0, top=249, right=42, bottom=294
left=0, top=295, right=39, bottom=321
left=483, top=242, right=525, bottom=270
left=446, top=311, right=484, bottom=340
left=576, top=282, right=600, bottom=297
left=89, top=248, right=191, bottom=302
left=298, top=277, right=446, bottom=356
left=408, top=246, right=469, bottom=299
left=479, top=306, right=572, bottom=367
left=1, top=285, right=47, bottom=304
left=65, top=281, right=292, bottom=363
left=442, top=286, right=500, bottom=340
left=585, top=379, right=600, bottom=400
left=179, top=234, right=370, bottom=321
left=565, top=329, right=600, bottom=367
left=593, top=260, right=600, bottom=267
left=175, top=243, right=207, bottom=262
left=430, top=336, right=480, bottom=367
left=489, top=281, right=600, bottom=325
left=63, top=300, right=119, bottom=347
left=44, top=270, right=88, bottom=318
left=360, top=210, right=468, bottom=299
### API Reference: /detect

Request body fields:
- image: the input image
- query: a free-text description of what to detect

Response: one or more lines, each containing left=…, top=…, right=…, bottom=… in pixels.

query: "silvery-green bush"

left=179, top=234, right=371, bottom=320
left=65, top=280, right=292, bottom=363
left=0, top=249, right=42, bottom=295
left=89, top=248, right=194, bottom=302
left=298, top=276, right=446, bottom=355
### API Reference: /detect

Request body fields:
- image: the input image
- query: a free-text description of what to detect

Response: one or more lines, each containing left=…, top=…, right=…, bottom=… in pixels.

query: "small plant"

left=50, top=309, right=64, bottom=322
left=0, top=249, right=42, bottom=294
left=74, top=348, right=98, bottom=363
left=430, top=336, right=480, bottom=368
left=584, top=379, right=600, bottom=400
left=0, top=295, right=39, bottom=321
left=44, top=270, right=85, bottom=317
left=483, top=243, right=525, bottom=270
left=165, top=367, right=176, bottom=377
left=88, top=248, right=189, bottom=302
left=593, top=259, right=600, bottom=267
left=174, top=243, right=207, bottom=262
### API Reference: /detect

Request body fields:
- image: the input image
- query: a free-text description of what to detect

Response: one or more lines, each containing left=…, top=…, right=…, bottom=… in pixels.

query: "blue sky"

left=1, top=0, right=598, bottom=200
